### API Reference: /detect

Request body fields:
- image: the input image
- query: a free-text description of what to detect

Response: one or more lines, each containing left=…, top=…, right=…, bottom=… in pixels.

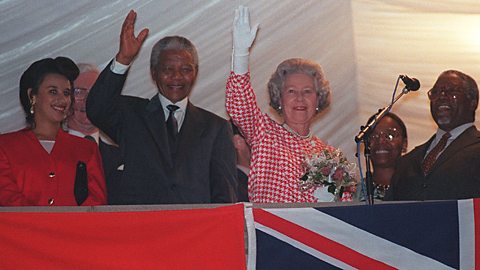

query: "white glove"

left=232, top=5, right=259, bottom=74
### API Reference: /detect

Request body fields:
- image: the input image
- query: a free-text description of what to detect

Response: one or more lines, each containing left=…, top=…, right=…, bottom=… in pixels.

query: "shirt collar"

left=68, top=129, right=100, bottom=144
left=435, top=122, right=473, bottom=141
left=158, top=94, right=188, bottom=114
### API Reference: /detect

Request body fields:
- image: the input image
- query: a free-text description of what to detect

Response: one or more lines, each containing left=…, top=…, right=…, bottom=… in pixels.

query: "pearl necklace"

left=371, top=182, right=390, bottom=200
left=373, top=182, right=390, bottom=191
left=282, top=123, right=312, bottom=139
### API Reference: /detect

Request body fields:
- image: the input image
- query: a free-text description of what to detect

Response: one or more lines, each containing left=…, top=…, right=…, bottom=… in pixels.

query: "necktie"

left=166, top=105, right=180, bottom=154
left=422, top=132, right=451, bottom=175
left=166, top=105, right=179, bottom=137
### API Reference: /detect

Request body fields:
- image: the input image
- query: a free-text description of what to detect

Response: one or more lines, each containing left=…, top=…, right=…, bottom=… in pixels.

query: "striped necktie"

left=421, top=132, right=451, bottom=175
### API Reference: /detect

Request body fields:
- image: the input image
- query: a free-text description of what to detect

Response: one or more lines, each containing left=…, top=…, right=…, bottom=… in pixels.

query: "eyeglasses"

left=427, top=88, right=464, bottom=100
left=370, top=128, right=401, bottom=142
left=73, top=88, right=89, bottom=100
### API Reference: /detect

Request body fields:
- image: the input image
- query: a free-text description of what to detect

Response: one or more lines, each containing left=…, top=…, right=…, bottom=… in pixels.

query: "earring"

left=30, top=102, right=35, bottom=115
left=316, top=107, right=319, bottom=111
left=278, top=106, right=282, bottom=110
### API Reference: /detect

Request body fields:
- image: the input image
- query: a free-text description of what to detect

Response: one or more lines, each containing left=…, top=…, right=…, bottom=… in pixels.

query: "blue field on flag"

left=253, top=200, right=477, bottom=270
left=318, top=201, right=459, bottom=268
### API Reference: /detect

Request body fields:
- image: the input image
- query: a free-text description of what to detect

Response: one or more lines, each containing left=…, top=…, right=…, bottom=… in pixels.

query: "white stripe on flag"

left=244, top=203, right=257, bottom=270
left=264, top=208, right=455, bottom=270
left=255, top=222, right=356, bottom=270
left=458, top=199, right=475, bottom=270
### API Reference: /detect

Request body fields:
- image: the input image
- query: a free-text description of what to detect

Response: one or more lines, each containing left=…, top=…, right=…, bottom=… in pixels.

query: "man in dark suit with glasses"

left=388, top=70, right=480, bottom=201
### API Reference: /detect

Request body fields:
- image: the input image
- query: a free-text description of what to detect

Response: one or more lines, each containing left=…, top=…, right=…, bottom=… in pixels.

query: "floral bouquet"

left=300, top=148, right=358, bottom=202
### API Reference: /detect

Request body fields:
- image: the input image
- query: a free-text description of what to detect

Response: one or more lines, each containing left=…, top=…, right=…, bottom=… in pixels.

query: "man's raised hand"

left=116, top=10, right=149, bottom=65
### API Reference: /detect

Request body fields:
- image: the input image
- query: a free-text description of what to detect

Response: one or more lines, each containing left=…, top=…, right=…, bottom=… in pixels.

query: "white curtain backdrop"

left=2, top=0, right=480, bottom=161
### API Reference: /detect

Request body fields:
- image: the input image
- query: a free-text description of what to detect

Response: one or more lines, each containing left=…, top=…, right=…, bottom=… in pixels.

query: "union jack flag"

left=250, top=199, right=480, bottom=269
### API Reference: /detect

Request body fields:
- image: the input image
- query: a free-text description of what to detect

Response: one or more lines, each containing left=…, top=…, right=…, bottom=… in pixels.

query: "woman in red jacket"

left=0, top=57, right=106, bottom=206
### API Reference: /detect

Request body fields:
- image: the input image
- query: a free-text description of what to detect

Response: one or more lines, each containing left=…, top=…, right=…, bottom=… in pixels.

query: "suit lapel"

left=410, top=137, right=434, bottom=175
left=143, top=94, right=173, bottom=166
left=176, top=103, right=206, bottom=162
left=432, top=126, right=480, bottom=172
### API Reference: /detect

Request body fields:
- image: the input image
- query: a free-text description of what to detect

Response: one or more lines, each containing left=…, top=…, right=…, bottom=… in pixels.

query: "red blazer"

left=0, top=129, right=107, bottom=206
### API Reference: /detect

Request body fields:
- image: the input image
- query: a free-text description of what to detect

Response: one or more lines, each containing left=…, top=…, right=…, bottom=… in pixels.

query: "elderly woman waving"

left=226, top=6, right=354, bottom=203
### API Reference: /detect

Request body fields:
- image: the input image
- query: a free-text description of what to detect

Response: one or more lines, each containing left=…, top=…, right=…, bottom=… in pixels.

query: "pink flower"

left=320, top=166, right=332, bottom=176
left=344, top=184, right=357, bottom=193
left=332, top=167, right=344, bottom=182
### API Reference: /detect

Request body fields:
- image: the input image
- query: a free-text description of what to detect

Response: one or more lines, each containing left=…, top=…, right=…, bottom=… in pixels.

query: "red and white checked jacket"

left=226, top=72, right=336, bottom=203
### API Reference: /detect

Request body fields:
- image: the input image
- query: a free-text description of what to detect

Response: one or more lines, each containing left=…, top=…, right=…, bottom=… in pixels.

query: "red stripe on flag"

left=474, top=198, right=480, bottom=270
left=254, top=208, right=396, bottom=270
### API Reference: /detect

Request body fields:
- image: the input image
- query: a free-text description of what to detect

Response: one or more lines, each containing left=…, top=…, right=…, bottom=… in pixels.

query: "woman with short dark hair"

left=0, top=57, right=106, bottom=206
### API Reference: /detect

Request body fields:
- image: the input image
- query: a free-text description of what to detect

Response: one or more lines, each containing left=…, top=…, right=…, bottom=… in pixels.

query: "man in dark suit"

left=231, top=121, right=250, bottom=202
left=86, top=10, right=237, bottom=204
left=66, top=63, right=124, bottom=203
left=388, top=70, right=480, bottom=201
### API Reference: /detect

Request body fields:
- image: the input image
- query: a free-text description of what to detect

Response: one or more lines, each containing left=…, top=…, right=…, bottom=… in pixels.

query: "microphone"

left=400, top=75, right=420, bottom=91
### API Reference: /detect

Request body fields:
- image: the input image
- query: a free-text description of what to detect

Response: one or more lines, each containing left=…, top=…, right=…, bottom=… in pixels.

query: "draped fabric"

left=253, top=199, right=480, bottom=269
left=2, top=0, right=480, bottom=160
left=0, top=204, right=246, bottom=270
left=1, top=200, right=479, bottom=269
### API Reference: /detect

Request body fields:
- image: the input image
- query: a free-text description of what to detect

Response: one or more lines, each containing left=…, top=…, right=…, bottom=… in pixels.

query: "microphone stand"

left=355, top=85, right=411, bottom=205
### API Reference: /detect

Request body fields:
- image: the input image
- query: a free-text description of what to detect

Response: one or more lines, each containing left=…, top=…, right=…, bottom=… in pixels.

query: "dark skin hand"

left=116, top=10, right=149, bottom=65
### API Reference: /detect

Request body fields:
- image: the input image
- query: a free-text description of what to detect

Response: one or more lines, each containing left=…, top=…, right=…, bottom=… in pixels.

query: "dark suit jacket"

left=98, top=139, right=124, bottom=204
left=86, top=65, right=237, bottom=205
left=388, top=126, right=480, bottom=201
left=237, top=168, right=249, bottom=202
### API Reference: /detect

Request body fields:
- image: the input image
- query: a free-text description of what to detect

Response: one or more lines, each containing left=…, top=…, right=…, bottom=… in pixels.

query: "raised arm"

left=87, top=10, right=148, bottom=142
left=226, top=6, right=263, bottom=144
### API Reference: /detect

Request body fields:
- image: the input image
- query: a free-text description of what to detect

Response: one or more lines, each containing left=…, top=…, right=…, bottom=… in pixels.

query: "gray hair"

left=440, top=70, right=479, bottom=104
left=150, top=36, right=199, bottom=73
left=268, top=58, right=331, bottom=114
left=76, top=63, right=100, bottom=74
